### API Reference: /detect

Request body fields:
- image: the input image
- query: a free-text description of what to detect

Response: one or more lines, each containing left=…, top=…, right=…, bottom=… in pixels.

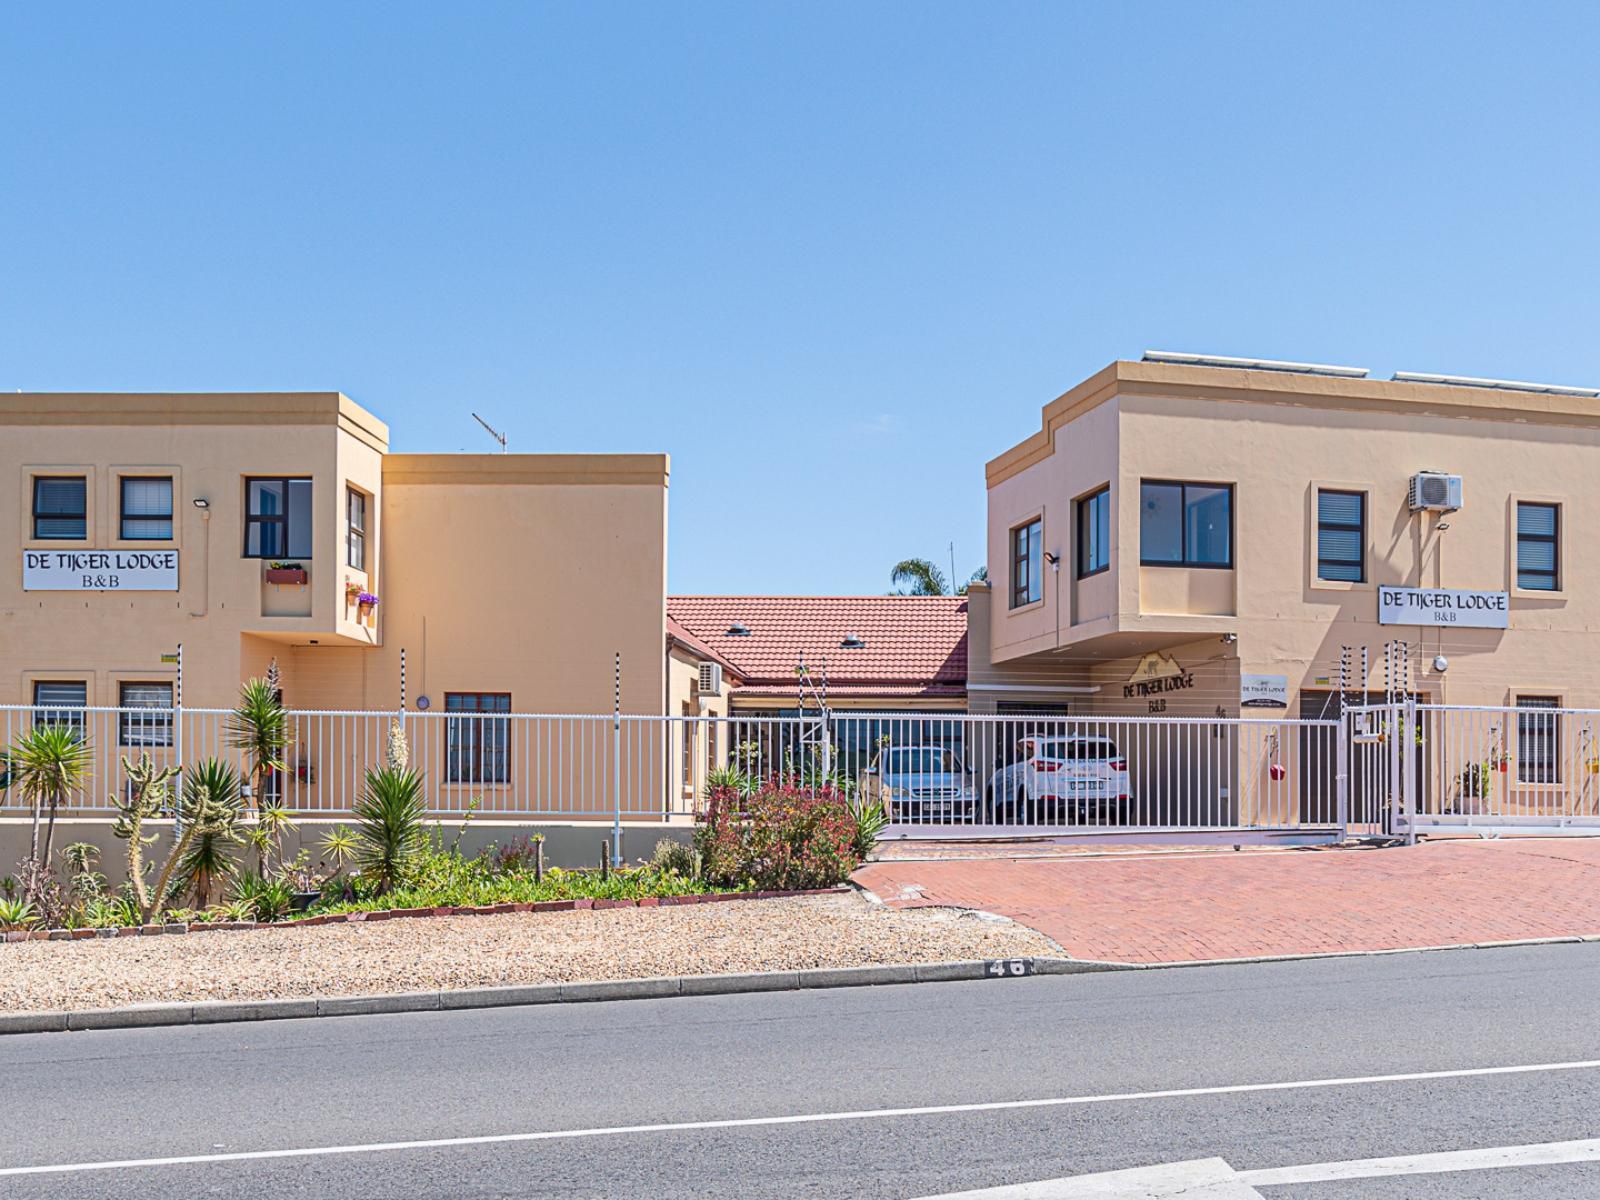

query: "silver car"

left=865, top=746, right=976, bottom=824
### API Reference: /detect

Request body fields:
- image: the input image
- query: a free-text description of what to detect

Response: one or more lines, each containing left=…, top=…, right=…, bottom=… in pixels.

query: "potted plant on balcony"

left=357, top=591, right=379, bottom=615
left=264, top=560, right=308, bottom=585
left=344, top=580, right=363, bottom=605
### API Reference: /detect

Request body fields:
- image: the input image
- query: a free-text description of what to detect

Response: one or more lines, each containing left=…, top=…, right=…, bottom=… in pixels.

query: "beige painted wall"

left=985, top=361, right=1600, bottom=713
left=2, top=397, right=672, bottom=724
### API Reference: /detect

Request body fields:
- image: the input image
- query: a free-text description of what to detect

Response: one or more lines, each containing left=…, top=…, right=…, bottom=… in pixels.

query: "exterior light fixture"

left=192, top=498, right=210, bottom=509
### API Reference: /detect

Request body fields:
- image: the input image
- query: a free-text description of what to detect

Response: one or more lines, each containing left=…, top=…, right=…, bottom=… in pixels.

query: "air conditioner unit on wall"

left=1408, top=472, right=1463, bottom=513
left=698, top=661, right=723, bottom=696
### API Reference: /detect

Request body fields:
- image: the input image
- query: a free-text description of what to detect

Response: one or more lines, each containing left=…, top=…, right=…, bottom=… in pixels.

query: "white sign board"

left=1240, top=674, right=1289, bottom=709
left=23, top=550, right=179, bottom=592
left=1377, top=586, right=1508, bottom=629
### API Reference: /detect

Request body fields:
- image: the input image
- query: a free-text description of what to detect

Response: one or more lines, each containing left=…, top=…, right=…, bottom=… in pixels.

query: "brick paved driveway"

left=853, top=838, right=1600, bottom=963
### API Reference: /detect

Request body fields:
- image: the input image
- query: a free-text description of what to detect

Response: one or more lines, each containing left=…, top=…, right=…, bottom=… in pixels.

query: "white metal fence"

left=12, top=699, right=1599, bottom=839
left=0, top=705, right=823, bottom=822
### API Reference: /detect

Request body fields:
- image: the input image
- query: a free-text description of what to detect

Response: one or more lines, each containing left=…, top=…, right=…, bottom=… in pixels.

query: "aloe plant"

left=0, top=897, right=37, bottom=931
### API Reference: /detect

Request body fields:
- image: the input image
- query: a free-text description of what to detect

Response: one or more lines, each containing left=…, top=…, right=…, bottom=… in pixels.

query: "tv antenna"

left=471, top=412, right=508, bottom=453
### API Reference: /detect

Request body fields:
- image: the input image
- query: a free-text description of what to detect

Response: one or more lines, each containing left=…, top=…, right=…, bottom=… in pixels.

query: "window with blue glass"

left=1077, top=487, right=1110, bottom=578
left=1140, top=481, right=1232, bottom=567
left=32, top=477, right=87, bottom=540
left=1516, top=502, right=1559, bottom=591
left=1316, top=490, right=1365, bottom=582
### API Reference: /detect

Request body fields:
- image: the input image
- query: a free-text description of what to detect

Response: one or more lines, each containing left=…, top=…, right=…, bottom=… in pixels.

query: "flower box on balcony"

left=264, top=564, right=308, bottom=585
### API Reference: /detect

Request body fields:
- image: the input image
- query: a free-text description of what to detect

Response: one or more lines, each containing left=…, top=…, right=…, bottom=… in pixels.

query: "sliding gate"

left=831, top=711, right=1349, bottom=841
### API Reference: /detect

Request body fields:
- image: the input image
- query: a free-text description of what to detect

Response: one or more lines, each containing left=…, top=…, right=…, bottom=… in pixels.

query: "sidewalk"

left=854, top=838, right=1600, bottom=963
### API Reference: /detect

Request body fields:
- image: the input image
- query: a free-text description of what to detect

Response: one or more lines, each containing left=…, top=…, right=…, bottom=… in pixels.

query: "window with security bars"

left=1517, top=696, right=1561, bottom=784
left=33, top=477, right=87, bottom=540
left=120, top=477, right=174, bottom=540
left=446, top=693, right=511, bottom=783
left=1316, top=490, right=1365, bottom=582
left=33, top=681, right=87, bottom=734
left=119, top=682, right=174, bottom=747
left=1516, top=502, right=1559, bottom=591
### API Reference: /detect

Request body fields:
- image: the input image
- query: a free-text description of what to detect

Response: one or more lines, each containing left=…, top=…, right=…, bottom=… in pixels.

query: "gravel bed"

left=0, top=894, right=1057, bottom=1013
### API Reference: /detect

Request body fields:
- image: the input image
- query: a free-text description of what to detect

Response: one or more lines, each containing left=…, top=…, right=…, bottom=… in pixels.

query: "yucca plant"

left=320, top=824, right=361, bottom=871
left=228, top=872, right=295, bottom=923
left=246, top=803, right=298, bottom=877
left=11, top=721, right=95, bottom=901
left=225, top=677, right=292, bottom=812
left=353, top=766, right=426, bottom=894
left=0, top=897, right=38, bottom=931
left=146, top=758, right=245, bottom=922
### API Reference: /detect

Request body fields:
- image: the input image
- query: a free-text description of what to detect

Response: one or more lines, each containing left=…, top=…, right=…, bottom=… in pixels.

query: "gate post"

left=1336, top=709, right=1350, bottom=839
left=1400, top=698, right=1418, bottom=845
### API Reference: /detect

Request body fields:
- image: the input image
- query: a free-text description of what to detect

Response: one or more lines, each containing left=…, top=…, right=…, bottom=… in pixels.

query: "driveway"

left=854, top=838, right=1600, bottom=963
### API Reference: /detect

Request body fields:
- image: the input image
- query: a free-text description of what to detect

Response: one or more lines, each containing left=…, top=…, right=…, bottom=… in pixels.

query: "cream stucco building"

left=2, top=392, right=670, bottom=718
left=977, top=355, right=1600, bottom=723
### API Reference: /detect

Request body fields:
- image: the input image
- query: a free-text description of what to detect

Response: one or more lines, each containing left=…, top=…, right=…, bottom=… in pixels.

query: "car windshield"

left=883, top=748, right=960, bottom=774
left=1037, top=739, right=1118, bottom=761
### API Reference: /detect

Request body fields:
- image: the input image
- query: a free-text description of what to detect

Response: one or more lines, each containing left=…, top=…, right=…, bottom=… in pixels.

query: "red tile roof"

left=666, top=617, right=745, bottom=678
left=666, top=596, right=968, bottom=700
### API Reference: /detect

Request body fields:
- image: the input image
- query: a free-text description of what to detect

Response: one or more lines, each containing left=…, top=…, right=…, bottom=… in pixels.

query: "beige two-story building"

left=976, top=354, right=1600, bottom=727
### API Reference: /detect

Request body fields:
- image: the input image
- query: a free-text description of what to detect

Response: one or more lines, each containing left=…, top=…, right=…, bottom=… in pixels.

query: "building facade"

left=2, top=391, right=670, bottom=718
left=978, top=356, right=1600, bottom=724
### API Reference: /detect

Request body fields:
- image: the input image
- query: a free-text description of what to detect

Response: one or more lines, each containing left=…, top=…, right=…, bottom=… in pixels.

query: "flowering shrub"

left=695, top=778, right=861, bottom=890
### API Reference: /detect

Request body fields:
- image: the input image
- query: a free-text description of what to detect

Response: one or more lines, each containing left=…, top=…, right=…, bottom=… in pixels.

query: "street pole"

left=612, top=652, right=623, bottom=868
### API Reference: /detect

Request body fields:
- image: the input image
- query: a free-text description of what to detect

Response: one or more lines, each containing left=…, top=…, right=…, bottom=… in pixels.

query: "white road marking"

left=1241, top=1134, right=1600, bottom=1186
left=4, top=1058, right=1600, bottom=1178
left=913, top=1158, right=1263, bottom=1198
left=911, top=1136, right=1600, bottom=1197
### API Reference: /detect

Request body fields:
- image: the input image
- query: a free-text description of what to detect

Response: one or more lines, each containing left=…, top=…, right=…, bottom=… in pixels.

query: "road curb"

left=5, top=936, right=1595, bottom=1035
left=0, top=956, right=1064, bottom=1035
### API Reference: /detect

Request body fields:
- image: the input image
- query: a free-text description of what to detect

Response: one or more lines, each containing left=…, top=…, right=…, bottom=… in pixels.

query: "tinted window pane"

left=1319, top=528, right=1363, bottom=563
left=287, top=480, right=314, bottom=557
left=1519, top=571, right=1557, bottom=591
left=33, top=477, right=87, bottom=539
left=1140, top=483, right=1183, bottom=563
left=121, top=478, right=173, bottom=539
left=1185, top=486, right=1231, bottom=565
left=1318, top=491, right=1363, bottom=525
left=1095, top=490, right=1109, bottom=565
left=1320, top=562, right=1364, bottom=582
left=248, top=479, right=286, bottom=516
left=1517, top=503, right=1557, bottom=537
left=247, top=521, right=283, bottom=558
left=1518, top=540, right=1556, bottom=572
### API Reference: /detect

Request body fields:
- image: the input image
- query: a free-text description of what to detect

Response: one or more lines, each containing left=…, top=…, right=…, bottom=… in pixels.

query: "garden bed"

left=0, top=893, right=1056, bottom=1014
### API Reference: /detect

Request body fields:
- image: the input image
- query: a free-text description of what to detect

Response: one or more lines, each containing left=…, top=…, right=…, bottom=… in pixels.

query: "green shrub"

left=695, top=779, right=860, bottom=890
left=650, top=839, right=697, bottom=877
left=230, top=872, right=297, bottom=923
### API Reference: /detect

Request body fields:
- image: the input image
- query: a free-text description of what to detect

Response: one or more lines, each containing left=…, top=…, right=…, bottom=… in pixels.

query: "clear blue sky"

left=5, top=3, right=1598, bottom=595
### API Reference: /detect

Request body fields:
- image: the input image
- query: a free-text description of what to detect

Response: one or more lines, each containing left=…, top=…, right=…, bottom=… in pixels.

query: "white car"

left=864, top=745, right=976, bottom=824
left=986, top=735, right=1131, bottom=823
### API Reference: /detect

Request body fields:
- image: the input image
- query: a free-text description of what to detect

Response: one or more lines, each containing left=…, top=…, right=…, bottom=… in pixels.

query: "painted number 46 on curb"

left=986, top=959, right=1033, bottom=978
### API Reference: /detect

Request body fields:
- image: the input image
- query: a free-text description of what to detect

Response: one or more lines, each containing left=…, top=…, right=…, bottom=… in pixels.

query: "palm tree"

left=890, top=559, right=988, bottom=596
left=11, top=721, right=94, bottom=900
left=354, top=765, right=426, bottom=894
left=225, top=677, right=292, bottom=811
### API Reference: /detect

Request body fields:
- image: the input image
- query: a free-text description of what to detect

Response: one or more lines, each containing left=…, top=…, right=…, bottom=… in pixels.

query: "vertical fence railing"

left=0, top=705, right=828, bottom=822
left=825, top=711, right=1343, bottom=835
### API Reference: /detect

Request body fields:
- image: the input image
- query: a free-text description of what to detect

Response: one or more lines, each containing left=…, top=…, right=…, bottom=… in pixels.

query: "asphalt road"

left=4, top=944, right=1600, bottom=1198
